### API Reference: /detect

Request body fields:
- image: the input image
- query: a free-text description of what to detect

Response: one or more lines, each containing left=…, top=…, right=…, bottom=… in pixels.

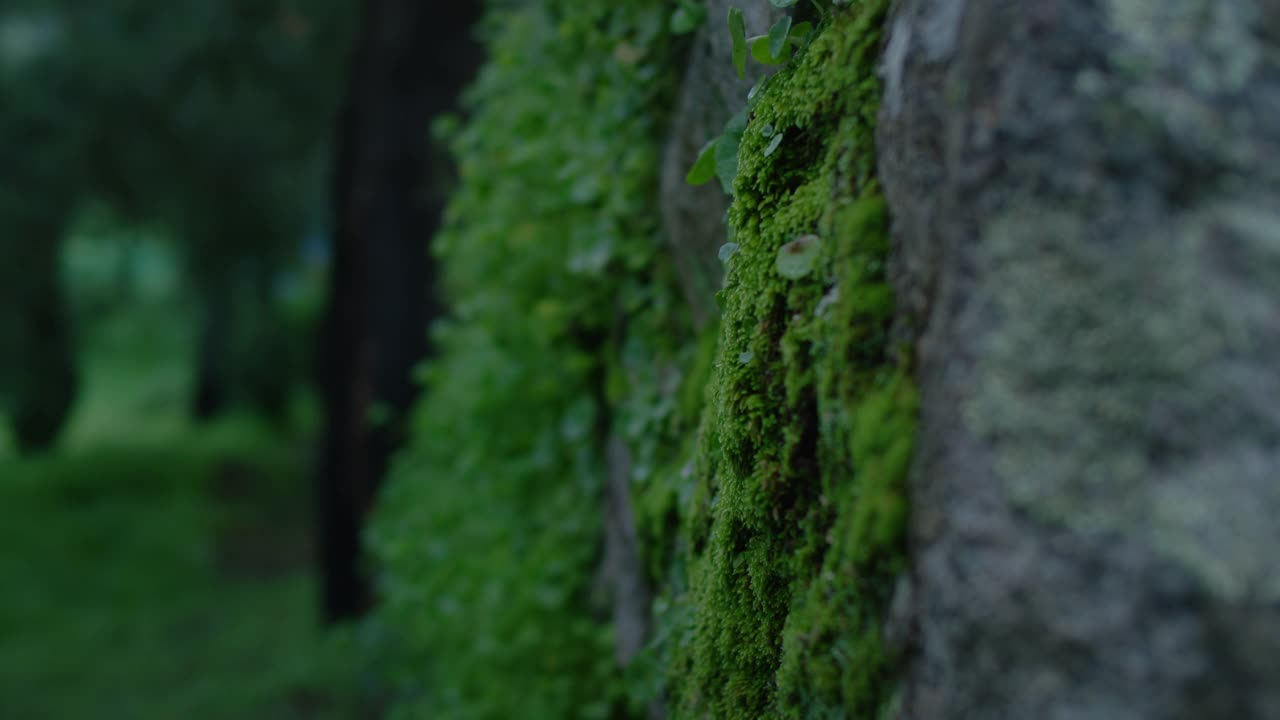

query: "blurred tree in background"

left=0, top=4, right=81, bottom=452
left=0, top=0, right=351, bottom=449
left=317, top=0, right=484, bottom=623
left=0, top=4, right=379, bottom=716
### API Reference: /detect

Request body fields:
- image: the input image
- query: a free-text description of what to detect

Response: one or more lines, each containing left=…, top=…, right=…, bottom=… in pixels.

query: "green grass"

left=0, top=298, right=368, bottom=719
left=58, top=298, right=196, bottom=450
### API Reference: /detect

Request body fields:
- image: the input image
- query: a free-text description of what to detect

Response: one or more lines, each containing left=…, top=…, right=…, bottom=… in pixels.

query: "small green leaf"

left=715, top=110, right=749, bottom=194
left=768, top=16, right=792, bottom=60
left=764, top=132, right=784, bottom=157
left=686, top=138, right=719, bottom=185
left=715, top=129, right=742, bottom=193
left=728, top=7, right=747, bottom=79
left=747, top=76, right=770, bottom=109
left=776, top=234, right=822, bottom=279
left=788, top=21, right=813, bottom=45
left=769, top=0, right=798, bottom=6
left=725, top=107, right=749, bottom=137
left=749, top=34, right=792, bottom=65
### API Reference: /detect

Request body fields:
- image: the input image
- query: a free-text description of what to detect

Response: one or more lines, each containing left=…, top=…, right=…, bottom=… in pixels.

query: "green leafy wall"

left=367, top=2, right=685, bottom=717
left=369, top=1, right=916, bottom=717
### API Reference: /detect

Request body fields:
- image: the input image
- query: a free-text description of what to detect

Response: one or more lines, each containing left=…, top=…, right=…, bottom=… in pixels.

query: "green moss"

left=630, top=319, right=722, bottom=589
left=666, top=1, right=918, bottom=716
left=370, top=0, right=917, bottom=717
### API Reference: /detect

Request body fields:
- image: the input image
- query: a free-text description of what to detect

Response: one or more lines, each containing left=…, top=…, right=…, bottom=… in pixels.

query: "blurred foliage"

left=0, top=290, right=368, bottom=719
left=0, top=429, right=367, bottom=719
left=0, top=2, right=358, bottom=710
left=366, top=1, right=691, bottom=718
left=0, top=0, right=347, bottom=242
left=0, top=0, right=349, bottom=443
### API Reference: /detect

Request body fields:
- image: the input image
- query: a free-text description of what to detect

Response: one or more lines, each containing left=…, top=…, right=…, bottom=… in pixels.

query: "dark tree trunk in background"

left=1, top=108, right=81, bottom=454
left=192, top=280, right=231, bottom=421
left=10, top=224, right=77, bottom=454
left=317, top=0, right=484, bottom=622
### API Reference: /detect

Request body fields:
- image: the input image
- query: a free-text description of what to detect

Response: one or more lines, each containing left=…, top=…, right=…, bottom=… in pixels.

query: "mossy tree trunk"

left=361, top=0, right=1280, bottom=715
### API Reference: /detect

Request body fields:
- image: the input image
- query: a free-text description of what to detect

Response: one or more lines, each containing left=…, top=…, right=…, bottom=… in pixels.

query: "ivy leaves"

left=686, top=109, right=748, bottom=193
left=688, top=4, right=817, bottom=191
left=686, top=138, right=719, bottom=185
left=730, top=7, right=813, bottom=76
left=753, top=18, right=812, bottom=64
left=729, top=7, right=747, bottom=79
left=768, top=16, right=792, bottom=60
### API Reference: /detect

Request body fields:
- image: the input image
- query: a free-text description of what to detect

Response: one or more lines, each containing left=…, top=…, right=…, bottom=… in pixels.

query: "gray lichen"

left=969, top=201, right=1280, bottom=602
left=878, top=0, right=1280, bottom=715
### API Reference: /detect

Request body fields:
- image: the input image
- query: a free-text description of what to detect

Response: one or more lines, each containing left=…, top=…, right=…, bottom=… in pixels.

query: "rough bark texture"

left=318, top=0, right=482, bottom=622
left=602, top=435, right=649, bottom=666
left=878, top=0, right=1280, bottom=716
left=659, top=0, right=782, bottom=328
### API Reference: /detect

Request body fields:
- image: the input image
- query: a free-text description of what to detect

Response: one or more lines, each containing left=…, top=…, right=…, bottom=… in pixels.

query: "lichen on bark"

left=878, top=0, right=1280, bottom=716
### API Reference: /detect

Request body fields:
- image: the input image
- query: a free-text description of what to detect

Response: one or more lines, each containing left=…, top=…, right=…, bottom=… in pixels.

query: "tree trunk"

left=878, top=0, right=1280, bottom=716
left=317, top=0, right=483, bottom=622
left=192, top=279, right=231, bottom=421
left=10, top=225, right=77, bottom=454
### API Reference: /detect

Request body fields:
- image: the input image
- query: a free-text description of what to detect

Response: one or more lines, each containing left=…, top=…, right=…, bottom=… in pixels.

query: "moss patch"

left=665, top=2, right=918, bottom=716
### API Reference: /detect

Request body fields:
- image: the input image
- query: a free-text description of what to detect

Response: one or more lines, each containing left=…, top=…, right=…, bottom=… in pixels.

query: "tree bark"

left=192, top=279, right=231, bottom=421
left=659, top=1, right=784, bottom=329
left=317, top=0, right=483, bottom=622
left=9, top=222, right=77, bottom=454
left=878, top=0, right=1280, bottom=716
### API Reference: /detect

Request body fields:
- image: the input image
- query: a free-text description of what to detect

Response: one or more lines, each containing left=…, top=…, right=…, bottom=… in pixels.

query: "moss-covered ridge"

left=670, top=1, right=918, bottom=716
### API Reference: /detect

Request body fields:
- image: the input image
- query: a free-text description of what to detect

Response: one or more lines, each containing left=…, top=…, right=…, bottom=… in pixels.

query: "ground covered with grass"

left=0, top=298, right=368, bottom=719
